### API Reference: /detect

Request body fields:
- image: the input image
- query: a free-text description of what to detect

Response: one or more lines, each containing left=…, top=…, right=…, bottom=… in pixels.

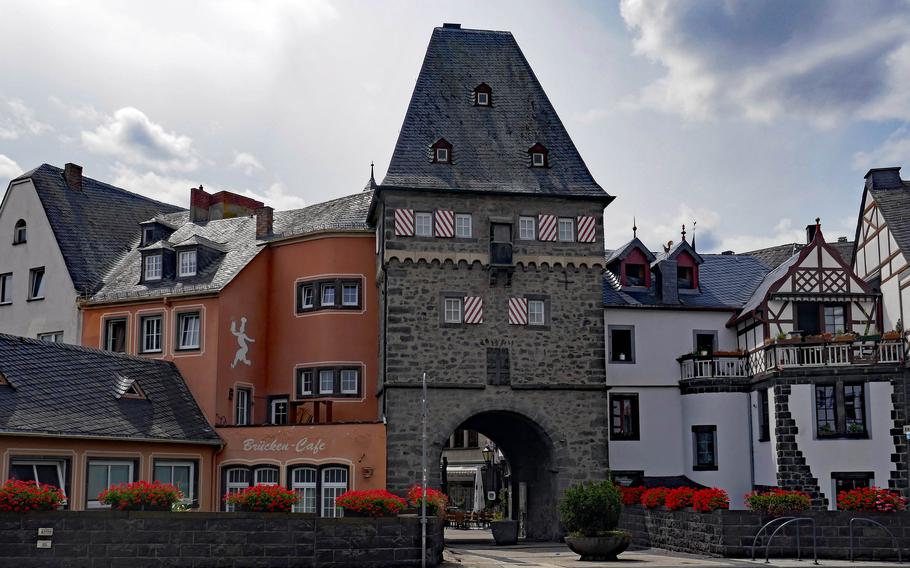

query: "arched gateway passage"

left=439, top=411, right=558, bottom=541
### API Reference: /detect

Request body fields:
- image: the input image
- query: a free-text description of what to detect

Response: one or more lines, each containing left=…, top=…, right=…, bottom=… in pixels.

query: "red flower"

left=0, top=479, right=65, bottom=512
left=837, top=487, right=906, bottom=513
left=224, top=484, right=297, bottom=513
left=335, top=489, right=407, bottom=517
left=619, top=486, right=645, bottom=506
left=692, top=488, right=729, bottom=512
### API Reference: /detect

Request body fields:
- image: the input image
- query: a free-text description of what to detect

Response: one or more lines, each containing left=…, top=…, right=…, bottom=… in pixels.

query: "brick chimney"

left=190, top=186, right=212, bottom=222
left=63, top=163, right=83, bottom=191
left=255, top=206, right=274, bottom=239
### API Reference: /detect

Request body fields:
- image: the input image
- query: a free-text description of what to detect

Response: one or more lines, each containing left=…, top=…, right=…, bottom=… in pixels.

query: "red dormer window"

left=620, top=247, right=652, bottom=288
left=676, top=251, right=699, bottom=290
left=432, top=138, right=452, bottom=164
left=528, top=143, right=549, bottom=168
left=474, top=83, right=492, bottom=106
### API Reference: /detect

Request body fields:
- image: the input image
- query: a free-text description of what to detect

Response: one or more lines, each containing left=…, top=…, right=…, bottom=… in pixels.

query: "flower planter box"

left=491, top=520, right=519, bottom=545
left=565, top=533, right=631, bottom=561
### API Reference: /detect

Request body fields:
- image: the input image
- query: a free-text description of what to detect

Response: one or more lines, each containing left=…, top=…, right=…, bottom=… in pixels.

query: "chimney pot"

left=721, top=250, right=734, bottom=255
left=190, top=185, right=211, bottom=223
left=63, top=163, right=82, bottom=191
left=805, top=223, right=817, bottom=244
left=838, top=236, right=848, bottom=243
left=255, top=206, right=274, bottom=239
left=442, top=22, right=461, bottom=29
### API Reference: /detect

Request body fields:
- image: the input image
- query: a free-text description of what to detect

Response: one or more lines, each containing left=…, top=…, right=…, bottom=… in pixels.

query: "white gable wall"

left=0, top=179, right=80, bottom=342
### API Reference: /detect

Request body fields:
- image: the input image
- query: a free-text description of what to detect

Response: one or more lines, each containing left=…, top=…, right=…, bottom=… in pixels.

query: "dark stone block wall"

left=772, top=384, right=827, bottom=508
left=619, top=505, right=909, bottom=560
left=0, top=511, right=444, bottom=567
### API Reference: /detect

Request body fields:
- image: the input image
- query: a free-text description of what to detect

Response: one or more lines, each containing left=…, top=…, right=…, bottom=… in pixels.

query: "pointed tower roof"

left=380, top=25, right=611, bottom=201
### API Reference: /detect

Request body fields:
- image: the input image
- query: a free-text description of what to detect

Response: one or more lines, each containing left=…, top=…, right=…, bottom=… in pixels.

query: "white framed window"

left=528, top=300, right=545, bottom=326
left=140, top=315, right=162, bottom=353
left=142, top=227, right=154, bottom=246
left=144, top=255, right=162, bottom=281
left=322, top=467, right=348, bottom=518
left=178, top=250, right=197, bottom=277
left=153, top=460, right=194, bottom=505
left=435, top=148, right=449, bottom=163
left=321, top=284, right=336, bottom=306
left=0, top=273, right=10, bottom=304
left=9, top=459, right=67, bottom=500
left=319, top=370, right=334, bottom=394
left=224, top=467, right=250, bottom=511
left=532, top=152, right=546, bottom=167
left=298, top=369, right=314, bottom=396
left=340, top=369, right=359, bottom=394
left=342, top=283, right=359, bottom=306
left=476, top=91, right=489, bottom=106
left=38, top=331, right=64, bottom=343
left=455, top=214, right=472, bottom=238
left=300, top=285, right=314, bottom=309
left=558, top=218, right=575, bottom=242
left=291, top=467, right=317, bottom=513
left=177, top=312, right=201, bottom=350
left=28, top=267, right=45, bottom=299
left=235, top=387, right=251, bottom=425
left=270, top=398, right=289, bottom=425
left=254, top=468, right=279, bottom=486
left=415, top=212, right=433, bottom=237
left=519, top=217, right=536, bottom=240
left=86, top=460, right=133, bottom=508
left=444, top=297, right=463, bottom=323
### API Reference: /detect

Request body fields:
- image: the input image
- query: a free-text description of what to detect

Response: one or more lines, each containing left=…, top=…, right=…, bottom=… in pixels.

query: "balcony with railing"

left=678, top=337, right=904, bottom=380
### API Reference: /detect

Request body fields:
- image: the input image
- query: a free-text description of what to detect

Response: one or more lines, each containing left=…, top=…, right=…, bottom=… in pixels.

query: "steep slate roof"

left=91, top=190, right=374, bottom=303
left=0, top=333, right=220, bottom=444
left=381, top=25, right=610, bottom=200
left=736, top=253, right=801, bottom=319
left=603, top=253, right=769, bottom=310
left=870, top=187, right=910, bottom=255
left=744, top=240, right=854, bottom=269
left=9, top=164, right=184, bottom=295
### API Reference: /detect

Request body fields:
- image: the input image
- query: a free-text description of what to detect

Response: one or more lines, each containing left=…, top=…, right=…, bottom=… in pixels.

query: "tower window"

left=431, top=138, right=453, bottom=164
left=528, top=143, right=549, bottom=168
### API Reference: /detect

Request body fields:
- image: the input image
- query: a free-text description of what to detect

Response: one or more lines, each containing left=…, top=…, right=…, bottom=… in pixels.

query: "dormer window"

left=142, top=227, right=154, bottom=246
left=145, top=254, right=162, bottom=281
left=13, top=219, right=26, bottom=244
left=678, top=266, right=695, bottom=289
left=626, top=263, right=646, bottom=287
left=178, top=250, right=197, bottom=277
left=474, top=83, right=492, bottom=107
left=528, top=143, right=549, bottom=168
left=431, top=138, right=453, bottom=164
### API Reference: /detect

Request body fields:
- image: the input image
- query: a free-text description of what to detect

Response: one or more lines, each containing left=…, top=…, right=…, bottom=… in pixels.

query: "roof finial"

left=632, top=217, right=637, bottom=239
left=815, top=217, right=821, bottom=229
left=370, top=161, right=375, bottom=183
left=681, top=223, right=687, bottom=242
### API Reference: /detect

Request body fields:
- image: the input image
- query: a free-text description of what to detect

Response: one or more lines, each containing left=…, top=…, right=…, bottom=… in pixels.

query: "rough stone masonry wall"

left=773, top=383, right=827, bottom=508
left=889, top=374, right=910, bottom=498
left=619, top=505, right=909, bottom=560
left=0, top=512, right=444, bottom=567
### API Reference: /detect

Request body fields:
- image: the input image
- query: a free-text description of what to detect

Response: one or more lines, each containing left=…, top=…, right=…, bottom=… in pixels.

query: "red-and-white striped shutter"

left=508, top=297, right=528, bottom=325
left=435, top=210, right=455, bottom=238
left=464, top=297, right=483, bottom=324
left=538, top=214, right=557, bottom=241
left=394, top=209, right=415, bottom=236
left=576, top=216, right=596, bottom=243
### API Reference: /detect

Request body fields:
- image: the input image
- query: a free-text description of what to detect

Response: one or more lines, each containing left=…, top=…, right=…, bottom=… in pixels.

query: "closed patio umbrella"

left=472, top=465, right=484, bottom=512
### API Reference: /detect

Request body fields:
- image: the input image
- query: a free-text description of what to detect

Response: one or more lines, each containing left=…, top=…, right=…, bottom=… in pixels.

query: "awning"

left=446, top=465, right=480, bottom=481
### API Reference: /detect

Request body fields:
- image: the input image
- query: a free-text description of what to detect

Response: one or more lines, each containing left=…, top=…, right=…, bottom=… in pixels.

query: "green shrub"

left=559, top=480, right=623, bottom=537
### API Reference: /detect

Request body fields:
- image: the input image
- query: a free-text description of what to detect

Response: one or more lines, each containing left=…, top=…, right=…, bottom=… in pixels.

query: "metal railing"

left=678, top=339, right=904, bottom=380
left=763, top=517, right=817, bottom=564
left=849, top=517, right=902, bottom=563
left=750, top=517, right=795, bottom=560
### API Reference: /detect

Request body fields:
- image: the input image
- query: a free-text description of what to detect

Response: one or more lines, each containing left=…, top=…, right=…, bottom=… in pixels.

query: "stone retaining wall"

left=619, top=505, right=909, bottom=560
left=0, top=511, right=444, bottom=567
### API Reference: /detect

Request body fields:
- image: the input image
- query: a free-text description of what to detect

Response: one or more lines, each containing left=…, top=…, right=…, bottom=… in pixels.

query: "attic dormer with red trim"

left=654, top=226, right=704, bottom=292
left=606, top=235, right=656, bottom=289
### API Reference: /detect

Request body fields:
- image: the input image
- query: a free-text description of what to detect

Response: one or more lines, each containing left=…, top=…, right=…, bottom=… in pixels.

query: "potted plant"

left=0, top=479, right=66, bottom=512
left=560, top=480, right=630, bottom=561
left=335, top=489, right=407, bottom=517
left=98, top=480, right=182, bottom=511
left=224, top=484, right=298, bottom=512
left=774, top=332, right=801, bottom=345
left=490, top=489, right=518, bottom=546
left=883, top=330, right=902, bottom=341
left=834, top=330, right=856, bottom=343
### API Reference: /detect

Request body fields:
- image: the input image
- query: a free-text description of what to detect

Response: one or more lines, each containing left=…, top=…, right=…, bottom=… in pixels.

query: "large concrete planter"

left=491, top=520, right=519, bottom=545
left=565, top=532, right=631, bottom=561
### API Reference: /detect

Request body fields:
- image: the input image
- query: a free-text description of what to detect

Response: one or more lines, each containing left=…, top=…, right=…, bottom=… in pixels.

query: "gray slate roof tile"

left=381, top=26, right=609, bottom=199
left=11, top=164, right=184, bottom=295
left=0, top=333, right=220, bottom=444
left=870, top=187, right=910, bottom=255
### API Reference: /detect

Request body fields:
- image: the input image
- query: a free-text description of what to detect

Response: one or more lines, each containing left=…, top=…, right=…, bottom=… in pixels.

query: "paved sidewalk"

left=442, top=542, right=904, bottom=567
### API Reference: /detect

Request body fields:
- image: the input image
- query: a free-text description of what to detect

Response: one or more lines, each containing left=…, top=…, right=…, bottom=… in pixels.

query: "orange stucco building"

left=78, top=186, right=386, bottom=514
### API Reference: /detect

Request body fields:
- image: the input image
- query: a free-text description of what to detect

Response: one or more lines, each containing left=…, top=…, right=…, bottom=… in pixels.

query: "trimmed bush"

left=335, top=489, right=407, bottom=517
left=838, top=487, right=907, bottom=512
left=0, top=479, right=66, bottom=512
left=559, top=480, right=623, bottom=537
left=745, top=489, right=811, bottom=516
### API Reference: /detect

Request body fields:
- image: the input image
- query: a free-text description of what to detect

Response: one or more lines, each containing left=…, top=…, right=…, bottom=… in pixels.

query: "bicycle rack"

left=849, top=517, right=902, bottom=563
left=750, top=517, right=795, bottom=560
left=764, top=517, right=817, bottom=564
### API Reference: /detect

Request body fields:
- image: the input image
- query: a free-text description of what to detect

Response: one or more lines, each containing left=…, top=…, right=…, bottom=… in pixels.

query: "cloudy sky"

left=1, top=0, right=908, bottom=253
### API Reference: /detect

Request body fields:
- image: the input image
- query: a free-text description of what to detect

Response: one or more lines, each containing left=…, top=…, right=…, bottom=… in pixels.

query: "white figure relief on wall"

left=230, top=316, right=255, bottom=368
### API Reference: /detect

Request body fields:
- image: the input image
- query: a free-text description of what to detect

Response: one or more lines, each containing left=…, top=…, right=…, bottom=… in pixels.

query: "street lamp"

left=482, top=445, right=493, bottom=465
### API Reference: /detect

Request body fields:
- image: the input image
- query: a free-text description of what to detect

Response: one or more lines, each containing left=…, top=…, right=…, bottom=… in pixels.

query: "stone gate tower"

left=370, top=24, right=613, bottom=540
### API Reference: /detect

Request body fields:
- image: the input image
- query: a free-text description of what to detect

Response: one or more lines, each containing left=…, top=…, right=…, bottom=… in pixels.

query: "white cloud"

left=239, top=182, right=305, bottom=210
left=619, top=0, right=910, bottom=125
left=231, top=152, right=264, bottom=176
left=82, top=107, right=199, bottom=172
left=853, top=125, right=910, bottom=170
left=0, top=154, right=21, bottom=180
left=0, top=98, right=52, bottom=140
left=110, top=165, right=196, bottom=207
